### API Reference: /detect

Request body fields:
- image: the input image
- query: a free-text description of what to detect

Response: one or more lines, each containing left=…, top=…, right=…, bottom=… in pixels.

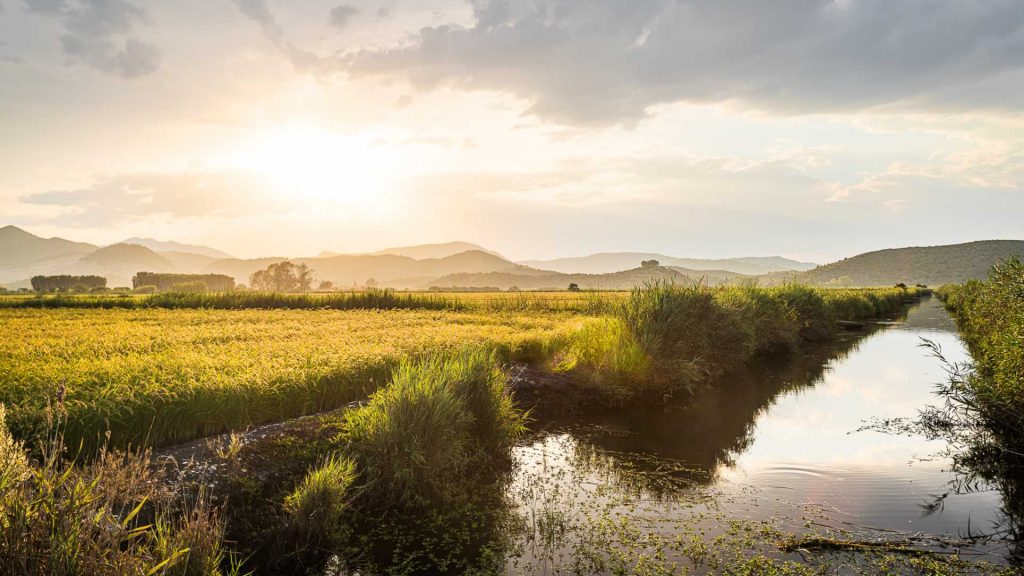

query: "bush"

left=620, top=282, right=751, bottom=392
left=134, top=285, right=158, bottom=294
left=284, top=453, right=356, bottom=549
left=340, top=350, right=524, bottom=509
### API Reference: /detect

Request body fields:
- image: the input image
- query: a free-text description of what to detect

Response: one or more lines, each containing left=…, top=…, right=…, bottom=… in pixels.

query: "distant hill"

left=81, top=243, right=173, bottom=269
left=796, top=241, right=1024, bottom=286
left=121, top=237, right=234, bottom=259
left=160, top=250, right=218, bottom=271
left=209, top=250, right=525, bottom=288
left=519, top=253, right=815, bottom=276
left=0, top=225, right=95, bottom=269
left=424, top=265, right=734, bottom=291
left=76, top=244, right=175, bottom=286
left=666, top=267, right=749, bottom=285
left=373, top=241, right=504, bottom=260
left=4, top=225, right=1020, bottom=292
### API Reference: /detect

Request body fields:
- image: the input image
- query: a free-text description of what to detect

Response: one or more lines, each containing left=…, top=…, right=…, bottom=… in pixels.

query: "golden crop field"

left=0, top=307, right=593, bottom=449
left=0, top=286, right=913, bottom=452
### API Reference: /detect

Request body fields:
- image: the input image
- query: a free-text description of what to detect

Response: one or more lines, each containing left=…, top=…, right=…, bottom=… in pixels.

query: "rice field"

left=0, top=286, right=916, bottom=452
left=0, top=307, right=590, bottom=449
left=0, top=289, right=622, bottom=313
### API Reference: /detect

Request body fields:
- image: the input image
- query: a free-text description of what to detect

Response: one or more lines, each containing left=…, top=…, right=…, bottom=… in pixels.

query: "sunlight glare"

left=221, top=124, right=401, bottom=210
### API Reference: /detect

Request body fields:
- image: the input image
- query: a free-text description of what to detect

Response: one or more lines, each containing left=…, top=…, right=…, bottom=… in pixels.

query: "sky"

left=1, top=0, right=1023, bottom=263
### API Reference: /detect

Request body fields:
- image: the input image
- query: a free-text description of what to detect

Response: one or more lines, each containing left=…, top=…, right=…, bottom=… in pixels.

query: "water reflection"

left=527, top=324, right=876, bottom=491
left=512, top=298, right=1013, bottom=568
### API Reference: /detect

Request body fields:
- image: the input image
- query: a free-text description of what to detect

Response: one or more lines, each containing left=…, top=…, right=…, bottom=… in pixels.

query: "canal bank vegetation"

left=0, top=406, right=243, bottom=576
left=276, top=351, right=525, bottom=573
left=555, top=283, right=916, bottom=403
left=936, top=259, right=1024, bottom=550
left=937, top=259, right=1024, bottom=457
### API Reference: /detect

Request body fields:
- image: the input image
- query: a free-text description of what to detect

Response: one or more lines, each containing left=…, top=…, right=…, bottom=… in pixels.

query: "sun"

left=218, top=123, right=401, bottom=209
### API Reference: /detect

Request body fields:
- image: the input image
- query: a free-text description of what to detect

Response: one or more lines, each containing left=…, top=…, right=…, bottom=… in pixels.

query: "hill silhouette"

left=2, top=225, right=1022, bottom=291
left=121, top=237, right=234, bottom=259
left=0, top=225, right=95, bottom=268
left=794, top=241, right=1024, bottom=286
left=519, top=252, right=815, bottom=275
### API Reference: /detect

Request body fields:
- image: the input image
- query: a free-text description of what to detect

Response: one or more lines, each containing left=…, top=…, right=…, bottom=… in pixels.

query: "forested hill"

left=798, top=241, right=1024, bottom=286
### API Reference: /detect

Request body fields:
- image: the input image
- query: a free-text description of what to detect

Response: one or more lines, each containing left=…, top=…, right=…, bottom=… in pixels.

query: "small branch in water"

left=780, top=536, right=960, bottom=558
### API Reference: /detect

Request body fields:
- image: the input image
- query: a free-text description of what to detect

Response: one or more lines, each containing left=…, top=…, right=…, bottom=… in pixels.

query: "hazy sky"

left=2, top=0, right=1023, bottom=262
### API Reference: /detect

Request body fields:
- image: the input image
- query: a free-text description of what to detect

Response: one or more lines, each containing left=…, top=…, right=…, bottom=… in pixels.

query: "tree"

left=365, top=278, right=379, bottom=289
left=250, top=262, right=315, bottom=292
left=170, top=281, right=209, bottom=293
left=318, top=280, right=336, bottom=291
left=567, top=283, right=581, bottom=292
left=641, top=259, right=660, bottom=269
left=31, top=275, right=106, bottom=292
left=133, top=273, right=233, bottom=291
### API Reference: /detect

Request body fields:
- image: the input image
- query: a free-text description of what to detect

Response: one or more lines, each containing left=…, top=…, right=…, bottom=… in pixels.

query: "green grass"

left=340, top=349, right=525, bottom=509
left=283, top=453, right=357, bottom=551
left=937, top=260, right=1024, bottom=453
left=936, top=259, right=1024, bottom=534
left=0, top=407, right=242, bottom=576
left=558, top=282, right=915, bottom=402
left=273, top=350, right=525, bottom=573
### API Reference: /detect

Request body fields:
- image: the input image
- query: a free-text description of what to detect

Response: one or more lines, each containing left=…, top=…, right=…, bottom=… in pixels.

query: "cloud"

left=229, top=0, right=337, bottom=73
left=23, top=0, right=161, bottom=78
left=329, top=4, right=359, bottom=29
left=21, top=171, right=284, bottom=227
left=342, top=0, right=1024, bottom=126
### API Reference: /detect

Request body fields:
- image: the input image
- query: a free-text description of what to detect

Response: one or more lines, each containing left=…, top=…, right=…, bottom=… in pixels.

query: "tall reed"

left=0, top=405, right=242, bottom=575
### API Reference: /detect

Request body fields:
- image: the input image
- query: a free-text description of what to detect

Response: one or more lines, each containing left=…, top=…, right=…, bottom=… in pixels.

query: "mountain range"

left=1, top=225, right=1021, bottom=290
left=519, top=253, right=816, bottom=275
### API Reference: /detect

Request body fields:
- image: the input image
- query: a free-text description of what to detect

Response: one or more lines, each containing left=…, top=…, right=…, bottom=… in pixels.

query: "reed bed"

left=938, top=259, right=1024, bottom=474
left=558, top=283, right=915, bottom=402
left=0, top=407, right=242, bottom=576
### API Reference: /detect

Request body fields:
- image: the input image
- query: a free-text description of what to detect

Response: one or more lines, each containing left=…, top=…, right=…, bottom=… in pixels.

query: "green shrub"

left=939, top=259, right=1024, bottom=455
left=284, top=453, right=356, bottom=549
left=340, top=350, right=524, bottom=509
left=619, top=282, right=752, bottom=393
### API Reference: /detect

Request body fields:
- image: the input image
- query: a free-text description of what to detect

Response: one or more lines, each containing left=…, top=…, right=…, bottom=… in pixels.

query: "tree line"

left=30, top=275, right=107, bottom=292
left=132, top=272, right=235, bottom=292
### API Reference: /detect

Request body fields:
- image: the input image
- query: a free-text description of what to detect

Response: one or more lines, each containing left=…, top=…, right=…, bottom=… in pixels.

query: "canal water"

left=506, top=297, right=1012, bottom=572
